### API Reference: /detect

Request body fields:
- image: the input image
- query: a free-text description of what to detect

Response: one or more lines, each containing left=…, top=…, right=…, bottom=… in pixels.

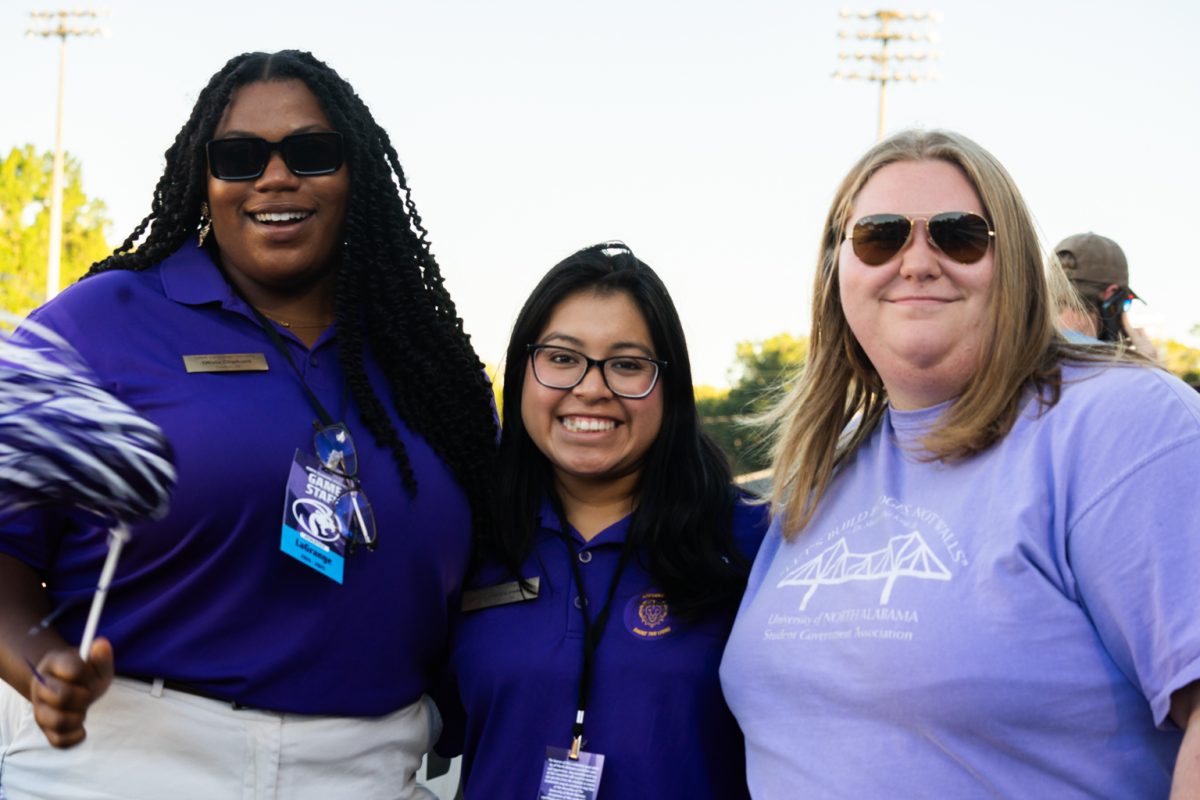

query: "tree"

left=0, top=145, right=111, bottom=317
left=1158, top=338, right=1200, bottom=387
left=485, top=362, right=504, bottom=420
left=726, top=333, right=809, bottom=417
left=697, top=333, right=808, bottom=476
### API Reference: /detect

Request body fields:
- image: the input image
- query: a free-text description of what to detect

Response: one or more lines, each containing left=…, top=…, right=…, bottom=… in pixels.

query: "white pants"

left=0, top=677, right=440, bottom=800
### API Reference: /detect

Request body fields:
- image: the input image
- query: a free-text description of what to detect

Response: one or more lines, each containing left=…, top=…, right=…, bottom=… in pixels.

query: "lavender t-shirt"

left=720, top=363, right=1200, bottom=798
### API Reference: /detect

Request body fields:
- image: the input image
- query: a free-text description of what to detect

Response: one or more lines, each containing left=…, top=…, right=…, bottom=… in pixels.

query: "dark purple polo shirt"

left=444, top=500, right=768, bottom=799
left=0, top=243, right=473, bottom=715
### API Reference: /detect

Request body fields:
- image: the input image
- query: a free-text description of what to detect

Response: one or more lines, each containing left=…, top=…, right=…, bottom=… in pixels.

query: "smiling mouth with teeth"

left=253, top=211, right=312, bottom=224
left=561, top=416, right=616, bottom=433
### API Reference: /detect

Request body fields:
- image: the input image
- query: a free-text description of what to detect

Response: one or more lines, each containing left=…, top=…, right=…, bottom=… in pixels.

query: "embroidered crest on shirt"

left=761, top=495, right=969, bottom=645
left=625, top=591, right=673, bottom=639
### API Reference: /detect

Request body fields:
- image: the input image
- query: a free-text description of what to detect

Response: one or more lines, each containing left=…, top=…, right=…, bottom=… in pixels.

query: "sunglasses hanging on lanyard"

left=233, top=294, right=377, bottom=586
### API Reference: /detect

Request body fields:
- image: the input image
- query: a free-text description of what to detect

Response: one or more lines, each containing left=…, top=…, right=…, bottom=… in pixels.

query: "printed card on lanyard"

left=539, top=747, right=605, bottom=800
left=280, top=449, right=350, bottom=583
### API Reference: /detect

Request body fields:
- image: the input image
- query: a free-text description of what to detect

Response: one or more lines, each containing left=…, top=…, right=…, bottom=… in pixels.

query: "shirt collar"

left=159, top=239, right=244, bottom=312
left=158, top=240, right=338, bottom=350
left=538, top=498, right=632, bottom=548
left=885, top=398, right=952, bottom=452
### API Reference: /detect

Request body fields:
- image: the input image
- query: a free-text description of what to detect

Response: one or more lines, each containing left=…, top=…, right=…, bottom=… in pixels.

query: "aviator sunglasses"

left=846, top=211, right=995, bottom=266
left=206, top=132, right=344, bottom=181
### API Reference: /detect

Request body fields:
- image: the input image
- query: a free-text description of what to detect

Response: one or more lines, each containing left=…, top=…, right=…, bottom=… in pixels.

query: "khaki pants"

left=0, top=677, right=440, bottom=800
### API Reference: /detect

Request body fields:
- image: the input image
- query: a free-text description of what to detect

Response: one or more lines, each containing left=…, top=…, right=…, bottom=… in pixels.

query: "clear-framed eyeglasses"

left=527, top=344, right=667, bottom=400
left=313, top=422, right=377, bottom=552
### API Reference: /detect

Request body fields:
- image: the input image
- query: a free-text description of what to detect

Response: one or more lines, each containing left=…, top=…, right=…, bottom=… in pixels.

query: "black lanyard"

left=555, top=510, right=631, bottom=760
left=240, top=300, right=338, bottom=428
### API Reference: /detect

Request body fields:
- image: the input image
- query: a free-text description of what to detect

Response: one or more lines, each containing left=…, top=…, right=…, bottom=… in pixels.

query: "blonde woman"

left=720, top=129, right=1200, bottom=797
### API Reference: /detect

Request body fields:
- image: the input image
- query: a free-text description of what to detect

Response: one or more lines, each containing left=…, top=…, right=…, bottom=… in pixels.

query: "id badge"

left=538, top=746, right=604, bottom=800
left=279, top=449, right=349, bottom=583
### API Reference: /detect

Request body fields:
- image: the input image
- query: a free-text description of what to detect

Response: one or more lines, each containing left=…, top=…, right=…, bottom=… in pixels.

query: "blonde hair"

left=770, top=129, right=1082, bottom=539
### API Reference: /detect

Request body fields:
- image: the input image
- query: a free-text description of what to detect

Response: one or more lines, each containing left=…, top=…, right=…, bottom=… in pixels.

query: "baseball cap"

left=1054, top=232, right=1139, bottom=299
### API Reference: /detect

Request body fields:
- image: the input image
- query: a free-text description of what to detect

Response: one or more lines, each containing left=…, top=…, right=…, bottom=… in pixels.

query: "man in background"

left=1055, top=232, right=1159, bottom=359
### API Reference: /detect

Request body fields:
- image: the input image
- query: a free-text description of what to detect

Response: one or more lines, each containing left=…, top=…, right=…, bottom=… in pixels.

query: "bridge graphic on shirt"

left=777, top=531, right=951, bottom=610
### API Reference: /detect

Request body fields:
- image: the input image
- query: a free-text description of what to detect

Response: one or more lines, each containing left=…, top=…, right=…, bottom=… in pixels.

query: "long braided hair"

left=87, top=50, right=496, bottom=534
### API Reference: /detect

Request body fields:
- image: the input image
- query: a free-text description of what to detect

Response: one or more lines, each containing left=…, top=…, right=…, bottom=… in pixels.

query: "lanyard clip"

left=569, top=709, right=586, bottom=760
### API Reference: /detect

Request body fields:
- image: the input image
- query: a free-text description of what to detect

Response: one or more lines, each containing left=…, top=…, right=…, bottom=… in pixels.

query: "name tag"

left=462, top=577, right=540, bottom=612
left=182, top=353, right=269, bottom=373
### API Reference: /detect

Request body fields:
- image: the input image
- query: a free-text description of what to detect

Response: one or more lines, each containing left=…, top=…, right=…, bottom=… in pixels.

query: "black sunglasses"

left=206, top=132, right=344, bottom=181
left=846, top=211, right=995, bottom=266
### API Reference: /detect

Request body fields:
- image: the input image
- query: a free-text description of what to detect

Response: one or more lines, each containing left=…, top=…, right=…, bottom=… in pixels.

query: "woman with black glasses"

left=436, top=242, right=768, bottom=799
left=720, top=129, right=1200, bottom=797
left=0, top=50, right=495, bottom=799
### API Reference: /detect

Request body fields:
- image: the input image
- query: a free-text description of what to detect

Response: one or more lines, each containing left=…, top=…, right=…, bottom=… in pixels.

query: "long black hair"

left=86, top=50, right=496, bottom=534
left=489, top=242, right=747, bottom=617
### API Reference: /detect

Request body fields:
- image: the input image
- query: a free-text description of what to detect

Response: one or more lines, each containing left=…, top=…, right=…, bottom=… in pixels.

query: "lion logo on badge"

left=292, top=497, right=341, bottom=544
left=624, top=590, right=673, bottom=640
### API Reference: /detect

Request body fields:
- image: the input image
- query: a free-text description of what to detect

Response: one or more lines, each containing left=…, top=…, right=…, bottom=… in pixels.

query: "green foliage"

left=485, top=362, right=504, bottom=421
left=0, top=145, right=111, bottom=317
left=1159, top=338, right=1200, bottom=386
left=727, top=333, right=808, bottom=416
left=697, top=333, right=808, bottom=476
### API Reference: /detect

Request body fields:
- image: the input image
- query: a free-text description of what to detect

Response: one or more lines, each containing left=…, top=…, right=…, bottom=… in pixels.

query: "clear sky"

left=3, top=0, right=1197, bottom=386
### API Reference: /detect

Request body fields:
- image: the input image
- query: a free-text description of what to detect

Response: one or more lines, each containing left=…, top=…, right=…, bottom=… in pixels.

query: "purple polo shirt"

left=443, top=500, right=768, bottom=799
left=0, top=243, right=473, bottom=715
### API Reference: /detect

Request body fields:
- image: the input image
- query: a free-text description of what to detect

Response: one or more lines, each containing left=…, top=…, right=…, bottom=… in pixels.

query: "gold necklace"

left=257, top=310, right=334, bottom=329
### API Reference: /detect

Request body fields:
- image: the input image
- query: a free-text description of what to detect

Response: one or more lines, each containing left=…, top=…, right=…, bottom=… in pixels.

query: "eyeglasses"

left=313, top=422, right=377, bottom=552
left=845, top=211, right=995, bottom=266
left=206, top=132, right=344, bottom=181
left=527, top=344, right=666, bottom=399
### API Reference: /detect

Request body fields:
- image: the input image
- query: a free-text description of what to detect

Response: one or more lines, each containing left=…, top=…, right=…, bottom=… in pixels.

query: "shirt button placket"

left=567, top=547, right=592, bottom=635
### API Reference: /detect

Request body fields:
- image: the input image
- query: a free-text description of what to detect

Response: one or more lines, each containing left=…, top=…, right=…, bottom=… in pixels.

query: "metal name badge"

left=461, top=577, right=540, bottom=612
left=182, top=353, right=269, bottom=373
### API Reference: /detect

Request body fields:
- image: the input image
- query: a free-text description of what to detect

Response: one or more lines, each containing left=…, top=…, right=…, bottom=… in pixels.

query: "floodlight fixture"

left=833, top=8, right=941, bottom=140
left=26, top=8, right=108, bottom=302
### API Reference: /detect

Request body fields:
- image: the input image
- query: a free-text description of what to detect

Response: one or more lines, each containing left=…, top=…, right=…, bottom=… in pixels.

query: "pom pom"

left=0, top=315, right=176, bottom=523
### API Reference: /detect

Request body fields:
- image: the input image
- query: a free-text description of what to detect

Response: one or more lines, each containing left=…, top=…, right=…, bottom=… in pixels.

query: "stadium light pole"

left=26, top=9, right=106, bottom=302
left=833, top=9, right=940, bottom=141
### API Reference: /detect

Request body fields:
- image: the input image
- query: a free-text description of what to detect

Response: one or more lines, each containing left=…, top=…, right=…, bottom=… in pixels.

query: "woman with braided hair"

left=0, top=50, right=495, bottom=799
